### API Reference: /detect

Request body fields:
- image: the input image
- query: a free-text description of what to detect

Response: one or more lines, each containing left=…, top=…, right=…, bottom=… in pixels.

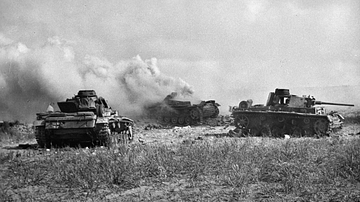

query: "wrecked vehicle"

left=145, top=92, right=220, bottom=126
left=231, top=88, right=354, bottom=137
left=34, top=90, right=134, bottom=148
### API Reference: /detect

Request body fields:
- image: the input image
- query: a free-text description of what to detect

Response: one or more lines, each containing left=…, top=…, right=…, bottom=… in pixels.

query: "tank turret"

left=265, top=88, right=354, bottom=109
left=56, top=90, right=112, bottom=117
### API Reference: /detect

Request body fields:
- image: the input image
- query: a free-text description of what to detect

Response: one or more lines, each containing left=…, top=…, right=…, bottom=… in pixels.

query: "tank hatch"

left=57, top=102, right=78, bottom=113
left=77, top=90, right=97, bottom=97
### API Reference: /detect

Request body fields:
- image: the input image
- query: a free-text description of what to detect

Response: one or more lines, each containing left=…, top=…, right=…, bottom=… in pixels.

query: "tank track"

left=161, top=115, right=194, bottom=126
left=148, top=100, right=220, bottom=127
left=107, top=131, right=131, bottom=146
left=103, top=123, right=133, bottom=147
left=35, top=126, right=51, bottom=148
left=158, top=106, right=219, bottom=126
left=233, top=112, right=330, bottom=138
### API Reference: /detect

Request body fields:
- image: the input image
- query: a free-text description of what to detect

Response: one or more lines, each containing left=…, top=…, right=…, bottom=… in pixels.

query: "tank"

left=145, top=92, right=220, bottom=126
left=33, top=90, right=134, bottom=148
left=231, top=88, right=354, bottom=137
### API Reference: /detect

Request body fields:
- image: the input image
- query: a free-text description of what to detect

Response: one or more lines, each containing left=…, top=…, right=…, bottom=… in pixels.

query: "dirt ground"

left=1, top=121, right=359, bottom=201
left=0, top=122, right=240, bottom=201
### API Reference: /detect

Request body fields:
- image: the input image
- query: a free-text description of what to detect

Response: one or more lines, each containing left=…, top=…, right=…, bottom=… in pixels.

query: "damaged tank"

left=34, top=90, right=134, bottom=148
left=231, top=88, right=354, bottom=137
left=145, top=92, right=220, bottom=126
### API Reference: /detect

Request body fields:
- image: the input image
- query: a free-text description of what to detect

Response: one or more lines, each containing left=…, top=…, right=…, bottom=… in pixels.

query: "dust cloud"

left=1, top=1, right=359, bottom=122
left=0, top=35, right=193, bottom=122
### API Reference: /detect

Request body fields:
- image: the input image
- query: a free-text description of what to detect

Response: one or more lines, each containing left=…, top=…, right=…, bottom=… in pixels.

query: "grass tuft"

left=1, top=135, right=360, bottom=200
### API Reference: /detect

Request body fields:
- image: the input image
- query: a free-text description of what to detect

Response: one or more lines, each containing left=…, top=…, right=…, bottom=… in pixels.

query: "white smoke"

left=119, top=55, right=193, bottom=105
left=0, top=34, right=194, bottom=122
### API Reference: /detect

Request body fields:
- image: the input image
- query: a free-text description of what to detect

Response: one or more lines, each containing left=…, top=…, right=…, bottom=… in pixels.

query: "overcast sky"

left=0, top=0, right=359, bottom=121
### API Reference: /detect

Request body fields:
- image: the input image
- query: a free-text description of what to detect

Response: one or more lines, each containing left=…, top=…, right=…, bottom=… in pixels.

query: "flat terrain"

left=1, top=120, right=360, bottom=201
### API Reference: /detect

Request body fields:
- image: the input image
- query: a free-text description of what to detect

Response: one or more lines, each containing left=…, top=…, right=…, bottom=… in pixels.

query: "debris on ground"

left=172, top=126, right=191, bottom=133
left=144, top=124, right=163, bottom=130
left=18, top=143, right=38, bottom=149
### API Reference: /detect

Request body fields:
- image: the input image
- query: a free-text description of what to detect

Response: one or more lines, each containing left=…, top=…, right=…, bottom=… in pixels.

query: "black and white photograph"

left=0, top=0, right=359, bottom=201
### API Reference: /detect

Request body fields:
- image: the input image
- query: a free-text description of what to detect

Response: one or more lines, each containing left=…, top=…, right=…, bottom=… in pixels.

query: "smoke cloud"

left=1, top=0, right=359, bottom=121
left=0, top=35, right=193, bottom=122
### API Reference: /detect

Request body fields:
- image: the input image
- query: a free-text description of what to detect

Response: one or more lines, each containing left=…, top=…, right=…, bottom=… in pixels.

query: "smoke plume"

left=0, top=35, right=194, bottom=122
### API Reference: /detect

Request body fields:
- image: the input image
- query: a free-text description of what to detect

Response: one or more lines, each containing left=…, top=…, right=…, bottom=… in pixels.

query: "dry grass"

left=0, top=123, right=35, bottom=144
left=1, top=134, right=360, bottom=201
left=1, top=116, right=360, bottom=201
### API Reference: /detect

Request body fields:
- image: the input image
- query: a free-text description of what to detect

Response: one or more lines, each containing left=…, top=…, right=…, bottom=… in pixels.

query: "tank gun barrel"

left=314, top=101, right=354, bottom=107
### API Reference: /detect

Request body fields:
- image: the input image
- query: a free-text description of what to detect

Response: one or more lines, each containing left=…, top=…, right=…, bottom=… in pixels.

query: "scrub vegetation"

left=0, top=118, right=360, bottom=201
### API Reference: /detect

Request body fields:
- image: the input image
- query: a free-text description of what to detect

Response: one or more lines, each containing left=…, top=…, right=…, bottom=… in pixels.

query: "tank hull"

left=34, top=90, right=134, bottom=148
left=146, top=104, right=199, bottom=125
left=34, top=112, right=133, bottom=147
left=232, top=110, right=330, bottom=137
left=230, top=88, right=353, bottom=137
left=35, top=128, right=108, bottom=146
left=146, top=100, right=220, bottom=126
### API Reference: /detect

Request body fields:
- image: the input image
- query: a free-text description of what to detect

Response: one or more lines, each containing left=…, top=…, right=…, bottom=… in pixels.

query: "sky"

left=0, top=0, right=359, bottom=122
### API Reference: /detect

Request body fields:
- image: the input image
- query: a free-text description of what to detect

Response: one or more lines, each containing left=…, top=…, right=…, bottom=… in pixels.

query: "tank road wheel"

left=211, top=107, right=220, bottom=118
left=277, top=116, right=285, bottom=123
left=314, top=119, right=329, bottom=137
left=250, top=127, right=260, bottom=136
left=259, top=125, right=271, bottom=137
left=107, top=132, right=117, bottom=147
left=118, top=131, right=130, bottom=145
left=108, top=133, right=125, bottom=147
left=156, top=116, right=163, bottom=123
left=190, top=108, right=201, bottom=120
left=302, top=128, right=312, bottom=137
left=127, top=126, right=133, bottom=142
left=303, top=118, right=310, bottom=125
left=110, top=126, right=133, bottom=146
left=234, top=115, right=249, bottom=129
left=178, top=117, right=185, bottom=125
left=163, top=117, right=170, bottom=123
left=291, top=126, right=302, bottom=137
left=171, top=117, right=178, bottom=125
left=271, top=126, right=284, bottom=138
left=184, top=116, right=192, bottom=125
left=101, top=129, right=113, bottom=147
